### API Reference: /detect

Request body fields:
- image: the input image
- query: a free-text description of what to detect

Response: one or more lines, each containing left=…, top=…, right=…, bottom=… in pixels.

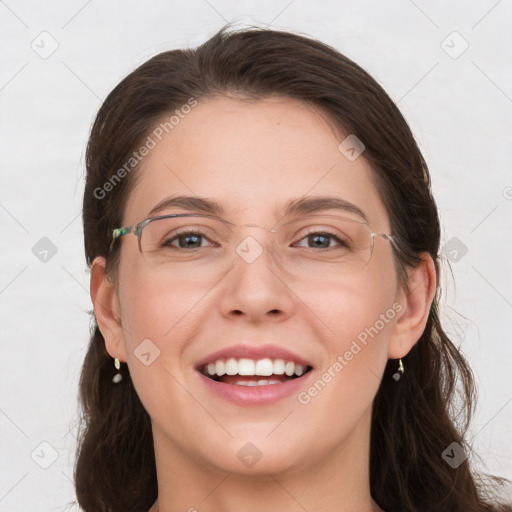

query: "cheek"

left=293, top=277, right=398, bottom=450
left=302, top=263, right=398, bottom=342
left=307, top=264, right=399, bottom=383
left=117, top=273, right=203, bottom=425
left=120, top=273, right=205, bottom=352
left=118, top=247, right=206, bottom=339
left=297, top=288, right=397, bottom=430
left=116, top=262, right=198, bottom=384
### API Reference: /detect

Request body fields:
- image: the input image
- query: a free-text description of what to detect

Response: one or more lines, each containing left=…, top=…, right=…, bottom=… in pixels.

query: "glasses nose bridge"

left=234, top=222, right=279, bottom=242
left=238, top=221, right=278, bottom=231
left=231, top=221, right=281, bottom=263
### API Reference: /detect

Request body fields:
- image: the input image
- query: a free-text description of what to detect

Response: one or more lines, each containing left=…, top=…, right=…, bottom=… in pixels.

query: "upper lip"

left=195, top=344, right=314, bottom=370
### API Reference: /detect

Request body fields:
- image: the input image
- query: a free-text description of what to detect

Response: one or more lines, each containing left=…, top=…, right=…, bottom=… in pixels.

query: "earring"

left=392, top=358, right=404, bottom=381
left=112, top=357, right=123, bottom=384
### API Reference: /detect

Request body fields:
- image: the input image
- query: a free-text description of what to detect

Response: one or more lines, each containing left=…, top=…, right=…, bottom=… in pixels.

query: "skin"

left=91, top=95, right=437, bottom=512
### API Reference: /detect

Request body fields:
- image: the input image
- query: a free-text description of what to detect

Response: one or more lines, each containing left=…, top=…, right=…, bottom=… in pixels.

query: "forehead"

left=124, top=95, right=390, bottom=230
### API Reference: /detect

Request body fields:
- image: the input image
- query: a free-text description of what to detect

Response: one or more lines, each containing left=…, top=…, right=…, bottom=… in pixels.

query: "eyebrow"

left=148, top=195, right=225, bottom=217
left=147, top=194, right=368, bottom=223
left=282, top=195, right=368, bottom=222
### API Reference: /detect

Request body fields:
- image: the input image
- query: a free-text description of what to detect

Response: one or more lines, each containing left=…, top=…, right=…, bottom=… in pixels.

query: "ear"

left=388, top=252, right=437, bottom=359
left=90, top=256, right=127, bottom=362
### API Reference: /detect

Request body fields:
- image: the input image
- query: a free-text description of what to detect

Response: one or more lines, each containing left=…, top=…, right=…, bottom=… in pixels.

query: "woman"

left=75, top=24, right=512, bottom=511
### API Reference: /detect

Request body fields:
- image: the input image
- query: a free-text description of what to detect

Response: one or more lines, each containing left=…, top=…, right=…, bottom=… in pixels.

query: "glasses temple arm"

left=109, top=227, right=132, bottom=252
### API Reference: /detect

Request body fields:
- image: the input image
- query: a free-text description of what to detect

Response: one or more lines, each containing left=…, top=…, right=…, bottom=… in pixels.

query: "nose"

left=218, top=224, right=294, bottom=323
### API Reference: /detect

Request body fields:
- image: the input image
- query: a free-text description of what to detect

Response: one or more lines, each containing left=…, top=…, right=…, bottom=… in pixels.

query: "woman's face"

left=109, top=95, right=405, bottom=474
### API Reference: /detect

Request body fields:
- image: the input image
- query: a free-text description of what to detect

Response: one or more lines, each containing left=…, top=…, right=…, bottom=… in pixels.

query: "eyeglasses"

left=109, top=213, right=399, bottom=279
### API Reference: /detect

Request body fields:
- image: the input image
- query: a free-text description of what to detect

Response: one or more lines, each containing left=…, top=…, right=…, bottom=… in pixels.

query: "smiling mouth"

left=198, top=358, right=314, bottom=386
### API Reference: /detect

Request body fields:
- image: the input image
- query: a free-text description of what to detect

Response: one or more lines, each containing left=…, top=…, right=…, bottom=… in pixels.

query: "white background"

left=1, top=1, right=511, bottom=510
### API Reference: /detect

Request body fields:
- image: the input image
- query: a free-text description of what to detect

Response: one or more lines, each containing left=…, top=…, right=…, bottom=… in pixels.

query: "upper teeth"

left=203, top=358, right=307, bottom=377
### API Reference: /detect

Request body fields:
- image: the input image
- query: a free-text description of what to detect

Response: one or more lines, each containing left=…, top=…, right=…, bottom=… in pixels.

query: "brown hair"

left=75, top=24, right=512, bottom=511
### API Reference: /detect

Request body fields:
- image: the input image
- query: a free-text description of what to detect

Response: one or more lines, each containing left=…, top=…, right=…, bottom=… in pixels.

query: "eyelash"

left=164, top=228, right=347, bottom=250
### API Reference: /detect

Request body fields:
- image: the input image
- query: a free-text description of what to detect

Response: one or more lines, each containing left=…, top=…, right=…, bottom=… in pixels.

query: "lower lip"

left=197, top=371, right=314, bottom=406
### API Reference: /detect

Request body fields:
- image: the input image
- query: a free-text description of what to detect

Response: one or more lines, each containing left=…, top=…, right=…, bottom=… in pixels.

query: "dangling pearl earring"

left=392, top=358, right=404, bottom=381
left=112, top=357, right=123, bottom=383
